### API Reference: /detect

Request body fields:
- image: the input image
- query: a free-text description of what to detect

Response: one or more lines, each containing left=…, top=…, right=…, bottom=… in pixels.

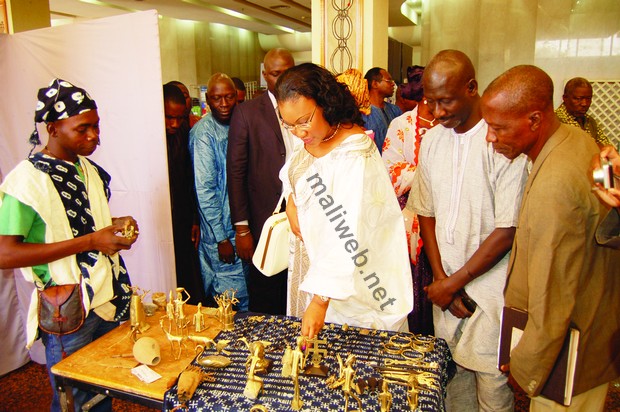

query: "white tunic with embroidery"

left=408, top=120, right=529, bottom=372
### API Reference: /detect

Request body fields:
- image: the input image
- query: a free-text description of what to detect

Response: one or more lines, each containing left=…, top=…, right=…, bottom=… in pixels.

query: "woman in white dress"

left=275, top=63, right=413, bottom=338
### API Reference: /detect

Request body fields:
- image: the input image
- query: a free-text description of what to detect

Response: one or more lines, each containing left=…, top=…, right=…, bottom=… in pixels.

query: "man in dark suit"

left=227, top=48, right=295, bottom=315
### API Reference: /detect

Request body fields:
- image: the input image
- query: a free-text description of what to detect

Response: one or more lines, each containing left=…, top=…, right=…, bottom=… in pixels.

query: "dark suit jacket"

left=227, top=92, right=286, bottom=238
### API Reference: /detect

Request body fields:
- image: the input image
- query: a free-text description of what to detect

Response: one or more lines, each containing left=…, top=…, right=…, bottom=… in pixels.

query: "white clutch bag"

left=252, top=193, right=291, bottom=276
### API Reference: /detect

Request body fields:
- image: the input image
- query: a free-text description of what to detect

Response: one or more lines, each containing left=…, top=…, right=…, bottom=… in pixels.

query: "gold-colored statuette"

left=129, top=286, right=150, bottom=337
left=214, top=289, right=238, bottom=331
left=281, top=336, right=306, bottom=410
left=120, top=224, right=138, bottom=239
left=240, top=338, right=273, bottom=400
left=303, top=336, right=328, bottom=377
left=378, top=380, right=393, bottom=412
left=327, top=354, right=364, bottom=412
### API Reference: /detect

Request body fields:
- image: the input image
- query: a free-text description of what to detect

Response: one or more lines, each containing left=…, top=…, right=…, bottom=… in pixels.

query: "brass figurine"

left=407, top=378, right=419, bottom=411
left=243, top=343, right=265, bottom=400
left=159, top=317, right=187, bottom=360
left=328, top=354, right=363, bottom=412
left=129, top=286, right=150, bottom=336
left=174, top=287, right=191, bottom=329
left=195, top=350, right=232, bottom=369
left=214, top=289, right=239, bottom=331
left=303, top=336, right=328, bottom=377
left=282, top=336, right=307, bottom=410
left=378, top=380, right=392, bottom=412
left=193, top=302, right=205, bottom=332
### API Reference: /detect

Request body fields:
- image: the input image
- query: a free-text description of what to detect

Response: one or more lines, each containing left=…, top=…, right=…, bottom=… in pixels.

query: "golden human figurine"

left=407, top=379, right=419, bottom=411
left=290, top=336, right=306, bottom=410
left=193, top=302, right=205, bottom=332
left=166, top=290, right=175, bottom=323
left=379, top=380, right=392, bottom=412
left=174, top=287, right=191, bottom=329
left=330, top=354, right=363, bottom=412
left=243, top=344, right=264, bottom=399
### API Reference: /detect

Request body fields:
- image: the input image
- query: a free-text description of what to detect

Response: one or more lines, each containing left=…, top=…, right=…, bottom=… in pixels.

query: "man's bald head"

left=207, top=73, right=237, bottom=125
left=264, top=48, right=294, bottom=66
left=207, top=72, right=235, bottom=90
left=484, top=65, right=554, bottom=116
left=482, top=65, right=559, bottom=161
left=424, top=49, right=476, bottom=87
left=422, top=49, right=480, bottom=132
left=263, top=48, right=295, bottom=93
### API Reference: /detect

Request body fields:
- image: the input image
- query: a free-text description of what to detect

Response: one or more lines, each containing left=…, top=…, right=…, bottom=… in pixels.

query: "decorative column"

left=312, top=0, right=389, bottom=74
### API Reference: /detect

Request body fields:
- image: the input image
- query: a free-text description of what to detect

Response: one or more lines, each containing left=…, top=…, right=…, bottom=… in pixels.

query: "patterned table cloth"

left=164, top=313, right=454, bottom=411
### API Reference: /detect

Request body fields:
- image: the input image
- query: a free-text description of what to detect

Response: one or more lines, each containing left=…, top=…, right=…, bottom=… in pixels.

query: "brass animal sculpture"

left=159, top=317, right=187, bottom=360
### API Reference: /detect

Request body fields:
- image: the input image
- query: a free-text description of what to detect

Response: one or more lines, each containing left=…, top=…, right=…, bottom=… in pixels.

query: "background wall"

left=159, top=17, right=265, bottom=96
left=418, top=0, right=620, bottom=142
left=159, top=17, right=313, bottom=99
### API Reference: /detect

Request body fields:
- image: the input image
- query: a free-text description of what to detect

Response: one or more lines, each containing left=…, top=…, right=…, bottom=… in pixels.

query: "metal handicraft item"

left=129, top=286, right=150, bottom=338
left=303, top=336, right=329, bottom=377
left=119, top=223, right=138, bottom=239
left=281, top=336, right=307, bottom=410
left=243, top=340, right=271, bottom=400
left=173, top=365, right=215, bottom=410
left=378, top=380, right=393, bottom=412
left=327, top=353, right=364, bottom=412
left=214, top=289, right=238, bottom=331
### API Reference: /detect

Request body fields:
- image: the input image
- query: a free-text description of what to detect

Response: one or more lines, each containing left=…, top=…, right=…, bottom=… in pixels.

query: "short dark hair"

left=275, top=63, right=363, bottom=127
left=400, top=65, right=425, bottom=101
left=364, top=67, right=384, bottom=90
left=563, top=77, right=591, bottom=95
left=231, top=77, right=246, bottom=92
left=163, top=83, right=186, bottom=106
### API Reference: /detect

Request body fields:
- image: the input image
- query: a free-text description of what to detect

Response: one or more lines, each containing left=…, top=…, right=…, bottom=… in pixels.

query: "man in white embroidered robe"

left=408, top=50, right=528, bottom=411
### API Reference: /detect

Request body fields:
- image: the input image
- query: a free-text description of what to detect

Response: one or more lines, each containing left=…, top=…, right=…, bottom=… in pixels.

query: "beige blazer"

left=505, top=124, right=620, bottom=397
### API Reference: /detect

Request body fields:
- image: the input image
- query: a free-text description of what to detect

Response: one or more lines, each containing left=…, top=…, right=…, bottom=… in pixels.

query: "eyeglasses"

left=277, top=105, right=317, bottom=132
left=380, top=78, right=395, bottom=84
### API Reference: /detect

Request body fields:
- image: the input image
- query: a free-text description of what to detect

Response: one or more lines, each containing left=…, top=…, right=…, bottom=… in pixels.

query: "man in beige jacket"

left=482, top=65, right=620, bottom=411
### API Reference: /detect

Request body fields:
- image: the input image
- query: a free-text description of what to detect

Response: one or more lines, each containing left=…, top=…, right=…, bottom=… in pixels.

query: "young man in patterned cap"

left=0, top=79, right=139, bottom=411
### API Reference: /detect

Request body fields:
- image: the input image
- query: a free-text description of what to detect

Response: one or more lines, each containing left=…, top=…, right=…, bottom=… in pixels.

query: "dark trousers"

left=247, top=264, right=287, bottom=315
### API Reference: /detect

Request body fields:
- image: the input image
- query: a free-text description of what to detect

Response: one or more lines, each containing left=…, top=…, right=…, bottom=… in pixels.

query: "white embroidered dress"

left=280, top=133, right=413, bottom=331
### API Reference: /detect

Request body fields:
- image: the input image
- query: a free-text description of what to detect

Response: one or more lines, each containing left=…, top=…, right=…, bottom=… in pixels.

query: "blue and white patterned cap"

left=34, top=78, right=97, bottom=123
left=29, top=78, right=98, bottom=149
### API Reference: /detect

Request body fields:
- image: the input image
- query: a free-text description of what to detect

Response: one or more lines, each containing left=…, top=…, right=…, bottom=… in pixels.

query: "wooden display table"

left=51, top=304, right=222, bottom=411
